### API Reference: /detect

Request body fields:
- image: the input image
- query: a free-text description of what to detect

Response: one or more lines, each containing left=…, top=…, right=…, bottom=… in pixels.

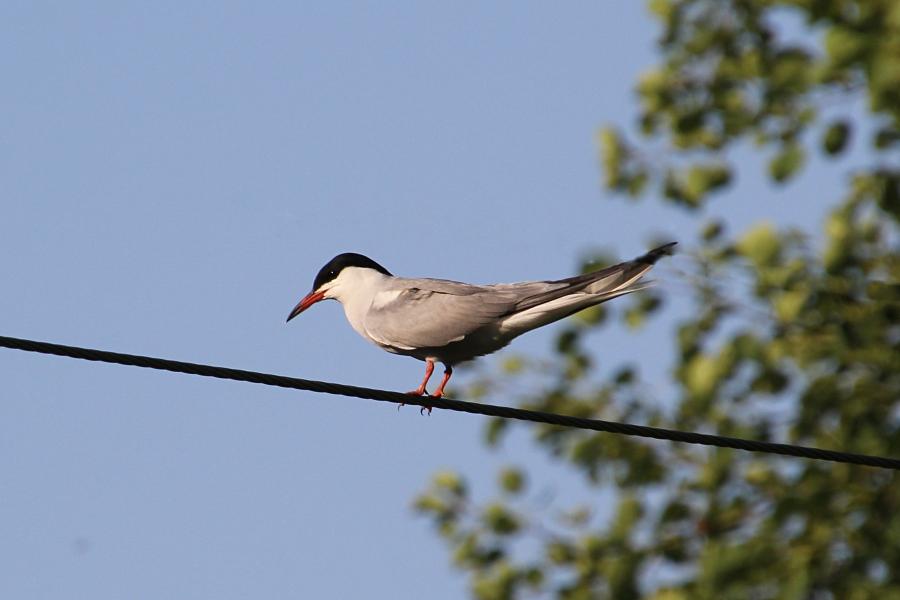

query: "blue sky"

left=1, top=3, right=850, bottom=598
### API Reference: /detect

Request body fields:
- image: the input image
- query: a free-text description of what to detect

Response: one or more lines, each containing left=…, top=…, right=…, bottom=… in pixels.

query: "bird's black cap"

left=312, top=253, right=392, bottom=290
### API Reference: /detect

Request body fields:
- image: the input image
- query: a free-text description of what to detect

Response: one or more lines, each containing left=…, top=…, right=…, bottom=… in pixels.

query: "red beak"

left=286, top=290, right=325, bottom=322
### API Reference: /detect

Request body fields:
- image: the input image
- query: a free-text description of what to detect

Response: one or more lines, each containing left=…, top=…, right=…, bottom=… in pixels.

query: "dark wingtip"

left=637, top=241, right=678, bottom=264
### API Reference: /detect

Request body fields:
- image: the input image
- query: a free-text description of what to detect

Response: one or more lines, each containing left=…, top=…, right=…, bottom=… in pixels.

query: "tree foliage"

left=416, top=1, right=900, bottom=598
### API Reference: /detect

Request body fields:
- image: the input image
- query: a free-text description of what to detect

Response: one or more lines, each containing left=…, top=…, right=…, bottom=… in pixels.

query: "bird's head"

left=286, top=253, right=392, bottom=322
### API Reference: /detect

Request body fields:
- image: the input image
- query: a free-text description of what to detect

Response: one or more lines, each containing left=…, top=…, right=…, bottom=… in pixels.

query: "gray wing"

left=363, top=242, right=676, bottom=350
left=511, top=242, right=678, bottom=312
left=363, top=277, right=562, bottom=350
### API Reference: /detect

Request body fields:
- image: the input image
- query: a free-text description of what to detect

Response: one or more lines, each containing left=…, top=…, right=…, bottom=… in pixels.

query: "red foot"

left=399, top=389, right=428, bottom=412
left=396, top=361, right=443, bottom=415
left=406, top=390, right=433, bottom=415
left=400, top=361, right=435, bottom=414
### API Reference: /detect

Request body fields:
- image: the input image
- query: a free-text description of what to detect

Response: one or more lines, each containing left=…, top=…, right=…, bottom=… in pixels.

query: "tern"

left=287, top=242, right=676, bottom=405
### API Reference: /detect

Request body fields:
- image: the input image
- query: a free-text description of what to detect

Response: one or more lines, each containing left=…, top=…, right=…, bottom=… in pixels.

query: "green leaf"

left=874, top=127, right=900, bottom=149
left=701, top=220, right=725, bottom=242
left=737, top=222, right=782, bottom=267
left=876, top=172, right=900, bottom=218
left=661, top=501, right=691, bottom=523
left=613, top=366, right=636, bottom=385
left=624, top=293, right=663, bottom=329
left=546, top=541, right=576, bottom=565
left=433, top=471, right=466, bottom=496
left=647, top=0, right=673, bottom=20
left=824, top=26, right=867, bottom=68
left=774, top=289, right=809, bottom=322
left=498, top=467, right=526, bottom=495
left=575, top=304, right=608, bottom=326
left=686, top=164, right=733, bottom=199
left=413, top=493, right=446, bottom=514
left=484, top=417, right=508, bottom=447
left=684, top=354, right=719, bottom=399
left=822, top=121, right=850, bottom=155
left=483, top=504, right=520, bottom=535
left=501, top=356, right=524, bottom=374
left=769, top=144, right=805, bottom=183
left=599, top=127, right=625, bottom=190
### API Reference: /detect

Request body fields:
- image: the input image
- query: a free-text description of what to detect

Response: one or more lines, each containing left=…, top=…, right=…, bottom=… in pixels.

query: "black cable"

left=1, top=334, right=898, bottom=470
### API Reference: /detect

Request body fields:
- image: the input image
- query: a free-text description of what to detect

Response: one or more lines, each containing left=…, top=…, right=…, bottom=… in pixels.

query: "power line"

left=1, top=334, right=898, bottom=470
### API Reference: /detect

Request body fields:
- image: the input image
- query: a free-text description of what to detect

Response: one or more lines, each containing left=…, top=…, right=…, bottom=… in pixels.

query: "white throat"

left=322, top=267, right=391, bottom=340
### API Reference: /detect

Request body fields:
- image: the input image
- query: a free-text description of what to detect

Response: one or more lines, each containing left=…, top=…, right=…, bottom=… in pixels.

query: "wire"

left=1, top=334, right=898, bottom=470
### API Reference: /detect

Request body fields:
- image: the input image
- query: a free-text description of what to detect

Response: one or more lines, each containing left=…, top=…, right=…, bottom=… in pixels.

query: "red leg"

left=431, top=366, right=453, bottom=398
left=407, top=359, right=435, bottom=396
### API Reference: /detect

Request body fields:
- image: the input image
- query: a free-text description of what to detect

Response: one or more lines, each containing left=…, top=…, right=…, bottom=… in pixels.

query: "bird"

left=286, top=242, right=676, bottom=409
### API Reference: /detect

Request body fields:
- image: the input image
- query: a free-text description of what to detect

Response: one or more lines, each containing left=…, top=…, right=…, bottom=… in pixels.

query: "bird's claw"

left=399, top=389, right=426, bottom=414
left=397, top=402, right=432, bottom=415
left=399, top=389, right=434, bottom=415
left=418, top=390, right=445, bottom=415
